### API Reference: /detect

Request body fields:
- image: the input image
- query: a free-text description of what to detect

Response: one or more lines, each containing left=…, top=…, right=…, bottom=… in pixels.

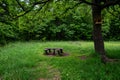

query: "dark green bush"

left=107, top=18, right=120, bottom=40
left=0, top=23, right=18, bottom=45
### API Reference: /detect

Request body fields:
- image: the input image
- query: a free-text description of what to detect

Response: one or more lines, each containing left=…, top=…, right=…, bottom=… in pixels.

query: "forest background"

left=0, top=0, right=120, bottom=45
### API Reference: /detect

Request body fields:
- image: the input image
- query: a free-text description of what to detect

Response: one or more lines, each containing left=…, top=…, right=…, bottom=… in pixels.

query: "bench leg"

left=48, top=48, right=51, bottom=53
left=53, top=49, right=56, bottom=55
left=44, top=49, right=49, bottom=55
left=60, top=48, right=63, bottom=53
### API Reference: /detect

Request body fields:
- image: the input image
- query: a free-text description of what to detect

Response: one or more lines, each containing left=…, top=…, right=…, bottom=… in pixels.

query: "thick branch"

left=14, top=0, right=51, bottom=19
left=102, top=0, right=120, bottom=9
left=79, top=0, right=101, bottom=7
left=32, top=3, right=47, bottom=19
left=33, top=0, right=51, bottom=5
left=15, top=0, right=26, bottom=11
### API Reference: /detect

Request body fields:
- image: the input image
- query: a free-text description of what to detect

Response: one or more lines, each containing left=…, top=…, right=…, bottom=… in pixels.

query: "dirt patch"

left=38, top=68, right=61, bottom=80
left=78, top=55, right=89, bottom=60
left=37, top=62, right=61, bottom=80
left=44, top=53, right=69, bottom=57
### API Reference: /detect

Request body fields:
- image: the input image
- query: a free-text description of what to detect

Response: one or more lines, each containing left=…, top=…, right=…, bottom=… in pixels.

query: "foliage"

left=107, top=17, right=120, bottom=40
left=105, top=5, right=120, bottom=40
left=102, top=5, right=120, bottom=40
left=0, top=0, right=120, bottom=45
left=0, top=23, right=18, bottom=45
left=2, top=3, right=93, bottom=42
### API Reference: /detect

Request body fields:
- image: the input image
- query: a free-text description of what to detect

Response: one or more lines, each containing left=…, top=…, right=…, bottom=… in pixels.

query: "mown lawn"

left=0, top=41, right=120, bottom=80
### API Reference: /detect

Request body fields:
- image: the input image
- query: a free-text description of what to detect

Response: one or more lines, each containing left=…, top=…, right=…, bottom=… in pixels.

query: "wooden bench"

left=44, top=48, right=63, bottom=56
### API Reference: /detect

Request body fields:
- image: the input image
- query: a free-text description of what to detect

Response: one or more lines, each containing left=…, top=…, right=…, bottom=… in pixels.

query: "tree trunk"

left=92, top=0, right=106, bottom=55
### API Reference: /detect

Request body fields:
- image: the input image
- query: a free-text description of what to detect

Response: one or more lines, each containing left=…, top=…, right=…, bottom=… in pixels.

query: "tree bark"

left=92, top=0, right=106, bottom=55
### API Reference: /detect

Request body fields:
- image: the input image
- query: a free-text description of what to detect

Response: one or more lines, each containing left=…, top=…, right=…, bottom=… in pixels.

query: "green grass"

left=0, top=41, right=120, bottom=80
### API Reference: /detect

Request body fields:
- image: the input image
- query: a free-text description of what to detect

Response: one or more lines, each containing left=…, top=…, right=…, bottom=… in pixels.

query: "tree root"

left=101, top=55, right=120, bottom=64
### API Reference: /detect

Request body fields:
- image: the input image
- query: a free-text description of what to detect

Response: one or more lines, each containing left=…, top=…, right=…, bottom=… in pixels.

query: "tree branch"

left=102, top=0, right=120, bottom=9
left=14, top=0, right=51, bottom=19
left=79, top=0, right=101, bottom=7
left=32, top=3, right=47, bottom=19
left=62, top=2, right=83, bottom=14
left=33, top=0, right=51, bottom=5
left=15, top=0, right=26, bottom=11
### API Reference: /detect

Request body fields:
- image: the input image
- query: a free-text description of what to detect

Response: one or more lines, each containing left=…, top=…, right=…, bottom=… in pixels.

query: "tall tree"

left=79, top=0, right=120, bottom=62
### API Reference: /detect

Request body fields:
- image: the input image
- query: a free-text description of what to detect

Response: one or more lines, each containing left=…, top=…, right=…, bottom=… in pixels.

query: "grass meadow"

left=0, top=41, right=120, bottom=80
